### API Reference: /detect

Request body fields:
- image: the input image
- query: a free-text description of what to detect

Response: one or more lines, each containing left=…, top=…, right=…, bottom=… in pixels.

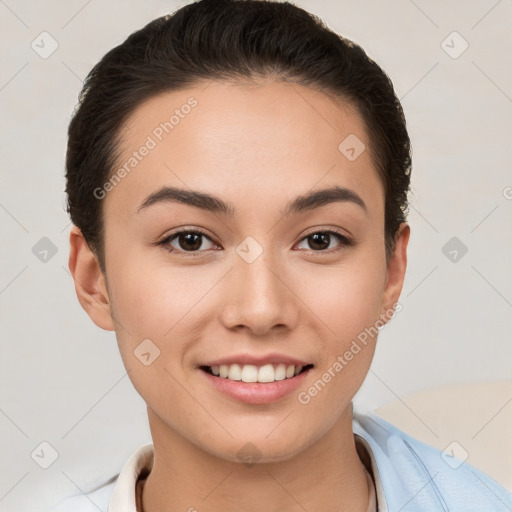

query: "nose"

left=219, top=250, right=299, bottom=336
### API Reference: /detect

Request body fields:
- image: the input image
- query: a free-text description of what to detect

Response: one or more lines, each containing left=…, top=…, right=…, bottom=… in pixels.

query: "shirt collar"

left=107, top=443, right=153, bottom=512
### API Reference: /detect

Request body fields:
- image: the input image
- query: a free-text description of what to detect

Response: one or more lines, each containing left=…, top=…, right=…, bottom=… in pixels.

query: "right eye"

left=157, top=229, right=220, bottom=254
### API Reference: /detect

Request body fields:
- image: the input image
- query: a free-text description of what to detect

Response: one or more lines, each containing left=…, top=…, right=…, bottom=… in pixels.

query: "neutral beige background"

left=1, top=0, right=511, bottom=510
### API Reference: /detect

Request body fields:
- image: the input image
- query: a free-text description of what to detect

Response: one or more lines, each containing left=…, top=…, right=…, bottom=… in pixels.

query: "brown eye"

left=159, top=230, right=217, bottom=253
left=296, top=230, right=352, bottom=252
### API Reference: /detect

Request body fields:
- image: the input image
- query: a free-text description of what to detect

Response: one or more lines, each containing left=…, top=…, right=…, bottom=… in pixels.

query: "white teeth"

left=241, top=365, right=258, bottom=382
left=258, top=364, right=275, bottom=383
left=228, top=363, right=242, bottom=381
left=274, top=364, right=286, bottom=381
left=206, top=363, right=308, bottom=383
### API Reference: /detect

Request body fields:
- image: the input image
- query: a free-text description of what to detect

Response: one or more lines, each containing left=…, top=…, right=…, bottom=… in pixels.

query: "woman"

left=55, top=0, right=511, bottom=510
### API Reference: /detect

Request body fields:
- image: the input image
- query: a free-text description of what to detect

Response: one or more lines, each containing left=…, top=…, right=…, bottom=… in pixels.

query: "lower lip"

left=199, top=367, right=313, bottom=404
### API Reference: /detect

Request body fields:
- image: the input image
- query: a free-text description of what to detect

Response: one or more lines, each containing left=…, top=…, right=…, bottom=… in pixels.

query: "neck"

left=141, top=405, right=371, bottom=512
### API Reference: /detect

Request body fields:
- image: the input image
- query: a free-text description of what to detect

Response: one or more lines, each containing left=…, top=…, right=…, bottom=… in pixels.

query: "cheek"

left=298, top=255, right=386, bottom=343
left=108, top=255, right=204, bottom=335
left=293, top=266, right=383, bottom=423
left=105, top=260, right=193, bottom=411
left=294, top=253, right=386, bottom=393
left=106, top=256, right=221, bottom=381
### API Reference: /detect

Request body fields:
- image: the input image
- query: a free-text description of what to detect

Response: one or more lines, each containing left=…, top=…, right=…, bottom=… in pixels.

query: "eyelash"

left=156, top=228, right=353, bottom=256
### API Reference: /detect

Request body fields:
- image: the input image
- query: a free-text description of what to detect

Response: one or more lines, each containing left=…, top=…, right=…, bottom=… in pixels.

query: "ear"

left=380, top=222, right=410, bottom=322
left=68, top=225, right=115, bottom=331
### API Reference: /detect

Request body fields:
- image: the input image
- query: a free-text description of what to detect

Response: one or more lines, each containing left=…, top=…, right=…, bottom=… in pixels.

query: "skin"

left=68, top=79, right=410, bottom=512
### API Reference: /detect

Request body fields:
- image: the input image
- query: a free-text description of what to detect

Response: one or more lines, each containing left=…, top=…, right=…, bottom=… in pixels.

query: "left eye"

left=296, top=231, right=351, bottom=252
left=158, top=229, right=351, bottom=254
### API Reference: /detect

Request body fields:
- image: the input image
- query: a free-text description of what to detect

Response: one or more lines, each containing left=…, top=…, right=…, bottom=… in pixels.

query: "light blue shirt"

left=45, top=410, right=512, bottom=511
left=352, top=411, right=512, bottom=511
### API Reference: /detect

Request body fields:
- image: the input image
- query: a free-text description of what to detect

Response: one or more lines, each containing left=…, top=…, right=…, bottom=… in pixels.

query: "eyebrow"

left=135, top=185, right=367, bottom=217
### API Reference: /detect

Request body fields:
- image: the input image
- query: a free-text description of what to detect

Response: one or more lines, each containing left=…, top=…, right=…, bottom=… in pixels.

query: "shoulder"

left=353, top=409, right=512, bottom=511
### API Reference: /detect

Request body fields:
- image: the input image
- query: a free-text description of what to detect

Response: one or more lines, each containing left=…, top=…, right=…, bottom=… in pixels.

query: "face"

left=71, top=79, right=409, bottom=463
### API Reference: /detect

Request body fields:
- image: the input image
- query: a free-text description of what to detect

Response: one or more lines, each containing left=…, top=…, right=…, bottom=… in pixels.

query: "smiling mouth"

left=200, top=363, right=314, bottom=383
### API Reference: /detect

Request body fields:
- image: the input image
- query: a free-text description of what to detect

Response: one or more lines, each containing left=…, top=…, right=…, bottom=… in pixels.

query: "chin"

left=198, top=428, right=312, bottom=466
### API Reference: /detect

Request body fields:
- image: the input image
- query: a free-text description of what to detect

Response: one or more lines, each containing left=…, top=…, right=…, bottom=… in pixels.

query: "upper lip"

left=200, top=353, right=312, bottom=368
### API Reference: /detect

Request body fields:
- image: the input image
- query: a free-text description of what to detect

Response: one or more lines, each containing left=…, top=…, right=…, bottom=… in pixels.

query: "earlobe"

left=68, top=226, right=115, bottom=331
left=380, top=222, right=410, bottom=320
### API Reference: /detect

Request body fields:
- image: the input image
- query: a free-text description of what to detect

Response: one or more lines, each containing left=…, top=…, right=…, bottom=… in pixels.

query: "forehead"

left=104, top=79, right=383, bottom=223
